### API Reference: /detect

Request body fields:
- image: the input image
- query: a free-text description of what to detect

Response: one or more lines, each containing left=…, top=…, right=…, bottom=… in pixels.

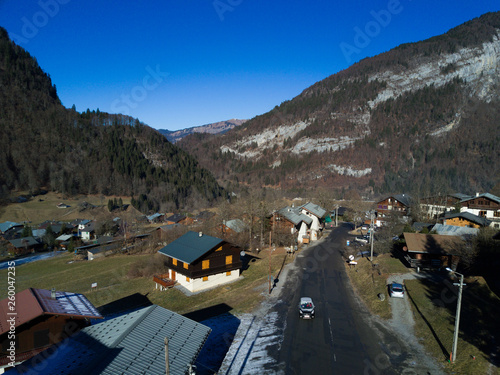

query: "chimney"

left=199, top=232, right=202, bottom=237
left=476, top=192, right=480, bottom=197
left=51, top=288, right=56, bottom=300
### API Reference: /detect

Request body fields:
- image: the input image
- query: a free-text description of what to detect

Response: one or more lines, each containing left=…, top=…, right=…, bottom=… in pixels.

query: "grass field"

left=344, top=253, right=409, bottom=320
left=0, top=246, right=293, bottom=316
left=0, top=192, right=134, bottom=226
left=406, top=276, right=500, bottom=375
left=346, top=252, right=500, bottom=374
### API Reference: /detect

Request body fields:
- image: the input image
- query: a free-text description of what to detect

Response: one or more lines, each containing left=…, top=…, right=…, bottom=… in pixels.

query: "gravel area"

left=387, top=272, right=445, bottom=374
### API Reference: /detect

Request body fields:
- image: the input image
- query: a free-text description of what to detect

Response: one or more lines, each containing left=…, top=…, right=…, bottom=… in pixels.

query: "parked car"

left=355, top=236, right=368, bottom=244
left=389, top=283, right=405, bottom=298
left=299, top=297, right=315, bottom=319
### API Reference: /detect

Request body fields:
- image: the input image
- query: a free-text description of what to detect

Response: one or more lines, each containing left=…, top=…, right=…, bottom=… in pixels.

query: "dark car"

left=299, top=297, right=315, bottom=319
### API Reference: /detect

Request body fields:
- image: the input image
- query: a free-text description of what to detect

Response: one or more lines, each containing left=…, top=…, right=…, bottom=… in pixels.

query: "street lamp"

left=445, top=267, right=465, bottom=363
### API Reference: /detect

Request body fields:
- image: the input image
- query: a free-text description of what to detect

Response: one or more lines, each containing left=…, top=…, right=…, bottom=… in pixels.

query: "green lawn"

left=1, top=248, right=291, bottom=316
left=406, top=277, right=500, bottom=375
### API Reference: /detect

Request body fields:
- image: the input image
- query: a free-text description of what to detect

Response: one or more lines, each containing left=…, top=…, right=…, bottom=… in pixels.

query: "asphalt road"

left=264, top=224, right=417, bottom=375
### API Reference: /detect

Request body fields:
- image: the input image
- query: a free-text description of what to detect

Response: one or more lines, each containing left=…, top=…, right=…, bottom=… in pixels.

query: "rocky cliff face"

left=178, top=13, right=500, bottom=196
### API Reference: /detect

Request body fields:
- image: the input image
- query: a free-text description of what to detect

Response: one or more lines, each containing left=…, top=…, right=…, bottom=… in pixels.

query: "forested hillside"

left=0, top=28, right=226, bottom=212
left=178, top=12, right=500, bottom=198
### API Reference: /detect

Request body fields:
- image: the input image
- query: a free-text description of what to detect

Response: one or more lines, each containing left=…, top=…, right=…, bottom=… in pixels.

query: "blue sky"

left=0, top=1, right=499, bottom=131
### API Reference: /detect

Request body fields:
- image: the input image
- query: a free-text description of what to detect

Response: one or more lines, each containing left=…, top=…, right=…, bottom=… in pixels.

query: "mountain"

left=0, top=27, right=226, bottom=212
left=158, top=119, right=247, bottom=143
left=177, top=12, right=500, bottom=198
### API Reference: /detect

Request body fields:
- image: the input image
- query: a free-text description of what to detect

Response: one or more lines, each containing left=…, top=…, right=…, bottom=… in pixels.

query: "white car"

left=355, top=236, right=368, bottom=244
left=389, top=283, right=405, bottom=298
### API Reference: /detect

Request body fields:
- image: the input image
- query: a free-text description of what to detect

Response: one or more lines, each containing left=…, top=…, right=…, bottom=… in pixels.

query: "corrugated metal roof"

left=224, top=219, right=247, bottom=233
left=432, top=224, right=479, bottom=237
left=0, top=288, right=102, bottom=335
left=299, top=202, right=327, bottom=218
left=9, top=305, right=211, bottom=375
left=158, top=231, right=224, bottom=264
left=277, top=206, right=313, bottom=225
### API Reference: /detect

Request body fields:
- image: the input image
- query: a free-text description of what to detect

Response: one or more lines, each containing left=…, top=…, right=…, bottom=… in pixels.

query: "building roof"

left=460, top=192, right=500, bottom=204
left=224, top=219, right=247, bottom=233
left=158, top=231, right=224, bottom=264
left=431, top=224, right=480, bottom=237
left=9, top=305, right=211, bottom=375
left=0, top=288, right=102, bottom=335
left=147, top=213, right=164, bottom=221
left=32, top=229, right=46, bottom=238
left=166, top=213, right=187, bottom=223
left=403, top=233, right=463, bottom=255
left=444, top=211, right=492, bottom=226
left=0, top=221, right=22, bottom=233
left=8, top=236, right=39, bottom=248
left=411, top=222, right=434, bottom=232
left=56, top=234, right=74, bottom=241
left=277, top=206, right=313, bottom=226
left=299, top=202, right=327, bottom=219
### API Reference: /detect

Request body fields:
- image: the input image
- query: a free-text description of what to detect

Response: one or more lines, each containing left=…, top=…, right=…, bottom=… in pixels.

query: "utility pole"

left=370, top=211, right=375, bottom=261
left=164, top=337, right=169, bottom=375
left=446, top=268, right=465, bottom=363
left=335, top=206, right=338, bottom=227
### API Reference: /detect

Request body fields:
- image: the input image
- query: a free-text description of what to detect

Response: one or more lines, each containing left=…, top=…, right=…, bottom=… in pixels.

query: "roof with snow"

left=158, top=231, right=224, bottom=264
left=56, top=234, right=74, bottom=241
left=299, top=202, right=327, bottom=218
left=10, top=305, right=211, bottom=375
left=0, top=288, right=102, bottom=335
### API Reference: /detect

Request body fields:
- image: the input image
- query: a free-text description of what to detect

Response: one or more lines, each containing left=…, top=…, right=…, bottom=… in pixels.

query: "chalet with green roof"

left=157, top=231, right=242, bottom=293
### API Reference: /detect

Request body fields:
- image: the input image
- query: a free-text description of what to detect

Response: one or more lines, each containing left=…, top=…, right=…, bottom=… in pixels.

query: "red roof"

left=0, top=288, right=102, bottom=335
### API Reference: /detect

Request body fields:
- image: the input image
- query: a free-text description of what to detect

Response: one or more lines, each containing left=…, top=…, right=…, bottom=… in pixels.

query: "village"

left=0, top=191, right=499, bottom=374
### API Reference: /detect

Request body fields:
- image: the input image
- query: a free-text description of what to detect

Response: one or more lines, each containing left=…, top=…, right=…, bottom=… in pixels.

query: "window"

left=34, top=329, right=50, bottom=348
left=183, top=262, right=188, bottom=269
left=172, top=258, right=177, bottom=266
left=202, top=260, right=210, bottom=270
left=203, top=276, right=208, bottom=282
left=186, top=276, right=190, bottom=282
left=226, top=271, right=231, bottom=276
left=215, top=246, right=222, bottom=252
left=225, top=255, right=232, bottom=265
left=479, top=211, right=487, bottom=217
left=494, top=211, right=500, bottom=218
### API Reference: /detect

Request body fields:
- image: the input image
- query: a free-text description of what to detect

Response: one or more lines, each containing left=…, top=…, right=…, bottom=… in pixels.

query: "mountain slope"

left=0, top=28, right=226, bottom=211
left=158, top=119, right=247, bottom=143
left=178, top=12, right=500, bottom=197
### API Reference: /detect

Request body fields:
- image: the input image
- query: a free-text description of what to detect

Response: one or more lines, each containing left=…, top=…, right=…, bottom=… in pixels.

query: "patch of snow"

left=328, top=164, right=372, bottom=177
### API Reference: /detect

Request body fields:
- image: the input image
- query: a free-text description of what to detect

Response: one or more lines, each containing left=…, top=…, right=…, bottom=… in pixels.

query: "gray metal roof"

left=432, top=224, right=479, bottom=237
left=0, top=221, right=21, bottom=233
left=277, top=206, right=313, bottom=225
left=299, top=202, right=327, bottom=218
left=460, top=192, right=500, bottom=204
left=224, top=219, right=247, bottom=233
left=8, top=236, right=39, bottom=248
left=10, top=305, right=211, bottom=375
left=158, top=231, right=224, bottom=264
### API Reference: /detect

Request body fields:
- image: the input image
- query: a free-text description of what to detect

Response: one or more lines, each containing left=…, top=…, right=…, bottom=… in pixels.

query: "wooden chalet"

left=402, top=233, right=463, bottom=269
left=376, top=194, right=412, bottom=216
left=157, top=231, right=242, bottom=293
left=0, top=288, right=102, bottom=370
